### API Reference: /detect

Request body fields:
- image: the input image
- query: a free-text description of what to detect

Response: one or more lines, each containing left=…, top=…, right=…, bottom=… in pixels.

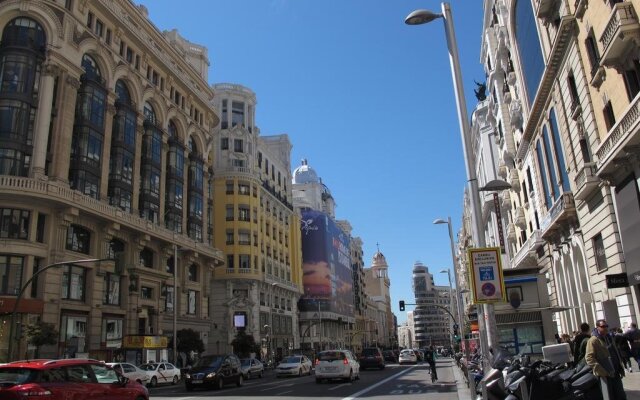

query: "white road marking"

left=342, top=366, right=417, bottom=400
left=276, top=390, right=293, bottom=395
left=328, top=382, right=351, bottom=391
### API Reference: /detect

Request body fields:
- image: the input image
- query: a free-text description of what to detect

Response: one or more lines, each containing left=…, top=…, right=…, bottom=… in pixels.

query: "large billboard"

left=299, top=210, right=354, bottom=319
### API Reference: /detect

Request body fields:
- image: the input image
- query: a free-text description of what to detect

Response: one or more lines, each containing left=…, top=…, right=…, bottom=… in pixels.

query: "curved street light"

left=7, top=258, right=111, bottom=362
left=406, top=2, right=497, bottom=362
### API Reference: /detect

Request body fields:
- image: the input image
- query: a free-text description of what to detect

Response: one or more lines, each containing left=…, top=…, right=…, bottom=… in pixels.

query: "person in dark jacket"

left=572, top=322, right=591, bottom=363
left=625, top=323, right=640, bottom=371
left=585, top=320, right=627, bottom=400
left=613, top=327, right=632, bottom=373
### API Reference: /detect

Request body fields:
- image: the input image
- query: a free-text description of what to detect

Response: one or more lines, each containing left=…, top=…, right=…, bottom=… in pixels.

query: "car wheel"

left=237, top=374, right=243, bottom=387
left=172, top=375, right=179, bottom=385
left=346, top=370, right=353, bottom=382
left=316, top=378, right=322, bottom=384
left=298, top=368, right=302, bottom=377
left=217, top=377, right=224, bottom=390
left=308, top=367, right=312, bottom=376
left=380, top=365, right=385, bottom=370
left=149, top=376, right=157, bottom=388
left=246, top=371, right=251, bottom=380
left=259, top=370, right=263, bottom=378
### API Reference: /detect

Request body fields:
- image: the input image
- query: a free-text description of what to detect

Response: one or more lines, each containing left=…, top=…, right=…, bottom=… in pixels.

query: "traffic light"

left=399, top=300, right=405, bottom=311
left=453, top=323, right=459, bottom=337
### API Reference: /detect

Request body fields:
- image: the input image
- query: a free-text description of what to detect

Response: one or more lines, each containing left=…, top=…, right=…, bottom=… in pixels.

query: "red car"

left=0, top=358, right=149, bottom=400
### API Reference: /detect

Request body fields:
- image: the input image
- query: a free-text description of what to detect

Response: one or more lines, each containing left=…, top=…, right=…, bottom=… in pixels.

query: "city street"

left=147, top=359, right=461, bottom=400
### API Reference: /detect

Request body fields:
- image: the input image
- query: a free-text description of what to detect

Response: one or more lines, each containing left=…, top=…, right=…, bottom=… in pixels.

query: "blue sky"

left=144, top=0, right=485, bottom=323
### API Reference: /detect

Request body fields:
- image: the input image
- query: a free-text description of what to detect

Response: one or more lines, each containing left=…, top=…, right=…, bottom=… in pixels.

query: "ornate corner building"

left=466, top=0, right=640, bottom=348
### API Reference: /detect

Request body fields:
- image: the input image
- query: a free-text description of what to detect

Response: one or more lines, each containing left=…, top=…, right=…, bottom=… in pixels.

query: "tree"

left=24, top=320, right=58, bottom=358
left=175, top=328, right=205, bottom=358
left=230, top=330, right=259, bottom=358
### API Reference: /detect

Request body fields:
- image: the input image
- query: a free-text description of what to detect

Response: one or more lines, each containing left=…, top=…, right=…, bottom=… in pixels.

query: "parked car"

left=0, top=358, right=149, bottom=400
left=239, top=358, right=264, bottom=379
left=314, top=349, right=360, bottom=383
left=183, top=354, right=243, bottom=391
left=275, top=355, right=313, bottom=377
left=138, top=362, right=180, bottom=387
left=399, top=349, right=418, bottom=364
left=106, top=362, right=149, bottom=385
left=382, top=350, right=398, bottom=363
left=358, top=347, right=385, bottom=370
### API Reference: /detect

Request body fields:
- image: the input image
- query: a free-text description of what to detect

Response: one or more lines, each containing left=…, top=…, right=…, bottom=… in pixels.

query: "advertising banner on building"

left=468, top=247, right=506, bottom=304
left=299, top=209, right=354, bottom=319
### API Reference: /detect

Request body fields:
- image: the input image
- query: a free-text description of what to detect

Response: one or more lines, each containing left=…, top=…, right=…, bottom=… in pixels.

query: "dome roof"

left=372, top=249, right=388, bottom=268
left=292, top=159, right=319, bottom=184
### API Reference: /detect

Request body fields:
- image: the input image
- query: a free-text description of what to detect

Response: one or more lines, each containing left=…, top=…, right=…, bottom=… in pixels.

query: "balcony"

left=573, top=162, right=600, bottom=201
left=514, top=206, right=527, bottom=230
left=596, top=91, right=640, bottom=176
left=506, top=223, right=517, bottom=244
left=509, top=169, right=521, bottom=192
left=599, top=2, right=640, bottom=68
left=501, top=190, right=512, bottom=211
left=541, top=192, right=578, bottom=241
left=536, top=0, right=558, bottom=21
left=512, top=230, right=545, bottom=269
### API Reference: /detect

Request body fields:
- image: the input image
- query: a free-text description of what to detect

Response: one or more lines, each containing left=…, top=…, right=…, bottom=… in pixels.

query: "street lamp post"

left=405, top=3, right=498, bottom=361
left=434, top=217, right=464, bottom=345
left=173, top=244, right=178, bottom=366
left=440, top=269, right=454, bottom=347
left=264, top=324, right=271, bottom=365
left=7, top=258, right=109, bottom=362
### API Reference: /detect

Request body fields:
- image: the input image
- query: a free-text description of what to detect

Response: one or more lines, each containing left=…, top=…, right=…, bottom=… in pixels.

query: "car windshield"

left=362, top=348, right=378, bottom=356
left=282, top=356, right=301, bottom=364
left=401, top=350, right=414, bottom=355
left=0, top=368, right=36, bottom=385
left=194, top=355, right=224, bottom=368
left=138, top=364, right=158, bottom=371
left=240, top=359, right=251, bottom=366
left=318, top=352, right=344, bottom=362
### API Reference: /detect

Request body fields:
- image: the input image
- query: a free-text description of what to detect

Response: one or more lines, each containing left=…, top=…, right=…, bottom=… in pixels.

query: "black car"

left=184, top=354, right=243, bottom=391
left=358, top=347, right=385, bottom=370
left=382, top=350, right=398, bottom=363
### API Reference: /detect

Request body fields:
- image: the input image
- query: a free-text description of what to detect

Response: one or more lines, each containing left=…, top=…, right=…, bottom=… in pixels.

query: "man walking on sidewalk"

left=586, top=319, right=627, bottom=400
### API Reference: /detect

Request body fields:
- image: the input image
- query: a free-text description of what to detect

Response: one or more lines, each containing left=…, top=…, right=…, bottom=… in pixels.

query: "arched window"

left=514, top=0, right=545, bottom=107
left=69, top=53, right=106, bottom=199
left=139, top=102, right=162, bottom=223
left=187, top=136, right=203, bottom=242
left=0, top=17, right=46, bottom=176
left=165, top=120, right=184, bottom=233
left=108, top=80, right=136, bottom=212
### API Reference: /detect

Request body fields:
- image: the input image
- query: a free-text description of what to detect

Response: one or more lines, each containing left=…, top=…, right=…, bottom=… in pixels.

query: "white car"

left=275, top=355, right=313, bottom=377
left=138, top=362, right=181, bottom=387
left=315, top=349, right=360, bottom=383
left=105, top=362, right=149, bottom=385
left=399, top=349, right=418, bottom=365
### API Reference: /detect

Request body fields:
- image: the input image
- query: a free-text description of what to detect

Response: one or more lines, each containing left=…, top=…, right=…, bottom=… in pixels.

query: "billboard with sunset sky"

left=298, top=209, right=354, bottom=319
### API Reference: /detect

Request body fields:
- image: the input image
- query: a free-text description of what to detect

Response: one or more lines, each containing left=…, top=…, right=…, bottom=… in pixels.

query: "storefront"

left=122, top=335, right=169, bottom=366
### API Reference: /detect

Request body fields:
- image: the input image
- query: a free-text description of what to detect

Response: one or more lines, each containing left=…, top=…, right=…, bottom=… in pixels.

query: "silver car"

left=275, top=355, right=313, bottom=377
left=240, top=358, right=264, bottom=379
left=315, top=349, right=360, bottom=383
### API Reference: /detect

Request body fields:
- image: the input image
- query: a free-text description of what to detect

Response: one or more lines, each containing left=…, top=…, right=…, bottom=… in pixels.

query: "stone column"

left=51, top=73, right=81, bottom=183
left=30, top=64, right=58, bottom=180
left=131, top=122, right=144, bottom=214
left=99, top=96, right=117, bottom=201
left=159, top=136, right=168, bottom=224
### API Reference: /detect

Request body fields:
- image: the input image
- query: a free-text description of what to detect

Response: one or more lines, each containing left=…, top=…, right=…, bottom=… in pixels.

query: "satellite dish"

left=509, top=290, right=521, bottom=309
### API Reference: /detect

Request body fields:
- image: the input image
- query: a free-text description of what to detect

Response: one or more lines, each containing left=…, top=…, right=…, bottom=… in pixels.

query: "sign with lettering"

left=606, top=273, right=629, bottom=289
left=468, top=247, right=506, bottom=304
left=122, top=335, right=168, bottom=349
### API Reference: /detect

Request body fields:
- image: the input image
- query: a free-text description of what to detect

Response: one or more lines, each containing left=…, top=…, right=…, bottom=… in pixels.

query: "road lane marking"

left=328, top=382, right=351, bottom=391
left=276, top=390, right=293, bottom=395
left=260, top=382, right=296, bottom=391
left=342, top=366, right=418, bottom=400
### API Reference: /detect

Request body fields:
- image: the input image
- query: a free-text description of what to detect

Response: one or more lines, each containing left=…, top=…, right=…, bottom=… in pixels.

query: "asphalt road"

left=147, top=361, right=460, bottom=400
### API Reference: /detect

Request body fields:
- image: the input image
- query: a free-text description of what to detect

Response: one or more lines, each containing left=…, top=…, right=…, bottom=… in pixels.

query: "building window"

left=141, top=286, right=153, bottom=299
left=101, top=318, right=123, bottom=344
left=0, top=208, right=29, bottom=239
left=0, top=254, right=23, bottom=295
left=226, top=205, right=234, bottom=221
left=238, top=182, right=250, bottom=195
left=226, top=230, right=234, bottom=245
left=593, top=233, right=608, bottom=272
left=226, top=181, right=234, bottom=194
left=514, top=0, right=545, bottom=106
left=234, top=139, right=243, bottom=153
left=623, top=59, right=640, bottom=102
left=221, top=137, right=228, bottom=150
left=103, top=273, right=120, bottom=305
left=238, top=206, right=250, bottom=222
left=61, top=264, right=86, bottom=300
left=139, top=248, right=154, bottom=268
left=585, top=30, right=601, bottom=78
left=165, top=286, right=174, bottom=311
left=227, top=255, right=234, bottom=269
left=231, top=101, right=244, bottom=127
left=66, top=225, right=90, bottom=254
left=60, top=315, right=87, bottom=352
left=238, top=231, right=250, bottom=245
left=603, top=100, right=616, bottom=131
left=187, top=290, right=197, bottom=314
left=239, top=254, right=250, bottom=269
left=188, top=264, right=198, bottom=282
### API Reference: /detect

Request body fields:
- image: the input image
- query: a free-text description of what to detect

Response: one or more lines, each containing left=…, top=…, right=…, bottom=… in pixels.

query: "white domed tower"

left=292, top=159, right=336, bottom=217
left=364, top=245, right=393, bottom=348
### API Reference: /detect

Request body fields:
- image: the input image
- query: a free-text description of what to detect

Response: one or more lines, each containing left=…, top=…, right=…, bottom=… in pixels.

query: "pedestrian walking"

left=613, top=327, right=632, bottom=373
left=625, top=323, right=640, bottom=371
left=572, top=322, right=591, bottom=364
left=585, top=319, right=627, bottom=400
